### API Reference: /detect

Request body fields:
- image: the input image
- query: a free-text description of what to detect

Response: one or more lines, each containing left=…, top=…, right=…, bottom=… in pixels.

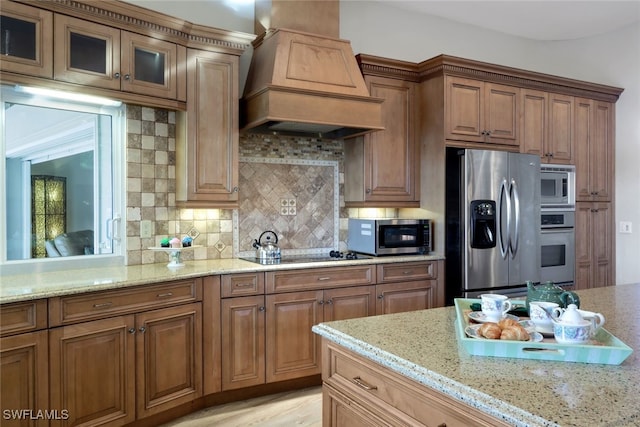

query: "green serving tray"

left=454, top=298, right=633, bottom=365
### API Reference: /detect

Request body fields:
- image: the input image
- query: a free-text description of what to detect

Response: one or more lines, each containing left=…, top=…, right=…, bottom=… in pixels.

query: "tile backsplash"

left=125, top=106, right=351, bottom=265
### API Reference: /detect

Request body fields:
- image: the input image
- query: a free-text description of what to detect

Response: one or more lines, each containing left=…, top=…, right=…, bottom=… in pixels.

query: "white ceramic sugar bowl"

left=551, top=304, right=592, bottom=344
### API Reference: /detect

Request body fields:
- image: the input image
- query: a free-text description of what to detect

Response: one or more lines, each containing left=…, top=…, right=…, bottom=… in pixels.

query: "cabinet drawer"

left=324, top=342, right=508, bottom=427
left=377, top=261, right=437, bottom=283
left=221, top=273, right=264, bottom=297
left=266, top=265, right=375, bottom=293
left=49, top=279, right=202, bottom=326
left=0, top=299, right=47, bottom=336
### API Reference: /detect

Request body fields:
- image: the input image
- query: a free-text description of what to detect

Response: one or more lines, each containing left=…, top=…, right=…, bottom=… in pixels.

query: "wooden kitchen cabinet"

left=575, top=202, right=614, bottom=289
left=53, top=14, right=185, bottom=100
left=48, top=278, right=203, bottom=426
left=1, top=299, right=49, bottom=427
left=322, top=286, right=376, bottom=322
left=322, top=340, right=510, bottom=427
left=520, top=89, right=574, bottom=163
left=345, top=55, right=420, bottom=207
left=0, top=1, right=53, bottom=78
left=375, top=260, right=444, bottom=314
left=221, top=295, right=266, bottom=390
left=176, top=49, right=240, bottom=207
left=49, top=315, right=136, bottom=427
left=445, top=76, right=519, bottom=146
left=575, top=98, right=614, bottom=201
left=266, top=290, right=324, bottom=383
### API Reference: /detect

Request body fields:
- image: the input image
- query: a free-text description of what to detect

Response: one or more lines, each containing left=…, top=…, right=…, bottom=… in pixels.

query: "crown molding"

left=12, top=0, right=255, bottom=55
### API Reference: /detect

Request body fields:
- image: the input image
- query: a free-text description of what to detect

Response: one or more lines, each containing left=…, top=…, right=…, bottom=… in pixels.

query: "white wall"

left=122, top=0, right=640, bottom=285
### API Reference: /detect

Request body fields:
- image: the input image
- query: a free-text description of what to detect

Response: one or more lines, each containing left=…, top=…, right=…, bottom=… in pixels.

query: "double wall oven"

left=540, top=165, right=576, bottom=288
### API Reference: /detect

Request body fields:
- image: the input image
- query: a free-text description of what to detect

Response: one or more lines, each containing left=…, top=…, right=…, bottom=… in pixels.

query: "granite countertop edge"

left=312, top=323, right=557, bottom=427
left=0, top=254, right=444, bottom=304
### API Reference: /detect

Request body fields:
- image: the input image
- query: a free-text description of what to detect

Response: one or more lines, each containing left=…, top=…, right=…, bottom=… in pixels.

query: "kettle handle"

left=258, top=230, right=278, bottom=244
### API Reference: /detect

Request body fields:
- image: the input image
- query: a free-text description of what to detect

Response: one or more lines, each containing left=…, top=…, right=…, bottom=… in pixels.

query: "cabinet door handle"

left=233, top=187, right=239, bottom=193
left=402, top=270, right=413, bottom=275
left=259, top=306, right=266, bottom=312
left=93, top=302, right=113, bottom=309
left=128, top=328, right=136, bottom=334
left=326, top=299, right=333, bottom=305
left=377, top=295, right=384, bottom=299
left=318, top=300, right=325, bottom=305
left=139, top=326, right=146, bottom=333
left=114, top=72, right=120, bottom=79
left=156, top=292, right=173, bottom=298
left=235, top=282, right=254, bottom=288
left=318, top=277, right=331, bottom=281
left=352, top=376, right=377, bottom=391
left=365, top=188, right=371, bottom=194
left=124, top=74, right=131, bottom=81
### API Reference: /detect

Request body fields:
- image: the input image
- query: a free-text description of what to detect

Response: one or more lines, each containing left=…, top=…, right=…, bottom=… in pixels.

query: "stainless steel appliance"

left=347, top=218, right=432, bottom=256
left=540, top=164, right=575, bottom=209
left=540, top=210, right=575, bottom=286
left=445, top=148, right=541, bottom=303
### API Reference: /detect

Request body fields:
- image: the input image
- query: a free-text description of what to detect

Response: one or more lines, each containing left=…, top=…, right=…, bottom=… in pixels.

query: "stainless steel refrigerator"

left=445, top=148, right=540, bottom=304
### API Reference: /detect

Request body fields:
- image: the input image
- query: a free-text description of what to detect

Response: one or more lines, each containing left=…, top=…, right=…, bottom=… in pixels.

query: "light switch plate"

left=619, top=221, right=632, bottom=234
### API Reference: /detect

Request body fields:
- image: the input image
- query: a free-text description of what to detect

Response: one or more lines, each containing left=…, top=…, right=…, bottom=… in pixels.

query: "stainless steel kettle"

left=252, top=231, right=281, bottom=260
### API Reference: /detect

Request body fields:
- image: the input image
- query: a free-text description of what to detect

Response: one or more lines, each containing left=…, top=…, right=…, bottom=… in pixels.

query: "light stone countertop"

left=0, top=254, right=443, bottom=304
left=313, top=284, right=640, bottom=427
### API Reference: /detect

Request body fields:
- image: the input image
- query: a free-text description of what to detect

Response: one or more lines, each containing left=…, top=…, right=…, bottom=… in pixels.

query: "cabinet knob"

left=366, top=188, right=371, bottom=194
left=128, top=328, right=136, bottom=334
left=114, top=72, right=120, bottom=79
left=124, top=74, right=131, bottom=81
left=233, top=187, right=239, bottom=193
left=318, top=300, right=325, bottom=305
left=259, top=306, right=266, bottom=312
left=377, top=295, right=384, bottom=299
left=326, top=299, right=333, bottom=305
left=139, top=326, right=146, bottom=333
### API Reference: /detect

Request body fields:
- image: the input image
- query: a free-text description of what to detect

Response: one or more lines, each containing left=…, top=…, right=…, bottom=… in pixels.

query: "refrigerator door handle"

left=499, top=178, right=509, bottom=259
left=510, top=179, right=520, bottom=258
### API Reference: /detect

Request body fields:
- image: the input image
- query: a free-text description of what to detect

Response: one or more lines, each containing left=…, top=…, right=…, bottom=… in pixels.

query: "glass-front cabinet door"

left=0, top=1, right=53, bottom=78
left=54, top=14, right=121, bottom=90
left=53, top=14, right=180, bottom=99
left=121, top=31, right=181, bottom=99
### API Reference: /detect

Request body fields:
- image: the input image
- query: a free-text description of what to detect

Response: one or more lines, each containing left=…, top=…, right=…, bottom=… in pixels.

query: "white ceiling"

left=377, top=1, right=640, bottom=41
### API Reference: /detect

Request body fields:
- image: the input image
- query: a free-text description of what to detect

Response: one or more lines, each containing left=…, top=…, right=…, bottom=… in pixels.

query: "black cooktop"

left=241, top=251, right=372, bottom=265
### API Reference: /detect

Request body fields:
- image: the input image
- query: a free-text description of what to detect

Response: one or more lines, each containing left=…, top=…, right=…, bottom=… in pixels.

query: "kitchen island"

left=313, top=284, right=639, bottom=427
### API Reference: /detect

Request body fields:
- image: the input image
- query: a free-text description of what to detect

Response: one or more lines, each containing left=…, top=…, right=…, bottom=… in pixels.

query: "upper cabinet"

left=0, top=1, right=53, bottom=78
left=0, top=0, right=253, bottom=110
left=521, top=89, right=575, bottom=163
left=176, top=49, right=240, bottom=207
left=445, top=76, right=519, bottom=146
left=53, top=15, right=186, bottom=100
left=345, top=55, right=420, bottom=207
left=575, top=99, right=614, bottom=201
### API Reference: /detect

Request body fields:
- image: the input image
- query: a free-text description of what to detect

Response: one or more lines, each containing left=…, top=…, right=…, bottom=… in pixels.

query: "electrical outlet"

left=620, top=221, right=632, bottom=234
left=140, top=220, right=152, bottom=238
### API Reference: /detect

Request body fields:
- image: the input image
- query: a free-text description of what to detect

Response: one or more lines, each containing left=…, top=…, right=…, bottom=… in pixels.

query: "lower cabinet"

left=376, top=261, right=444, bottom=314
left=1, top=330, right=50, bottom=427
left=49, top=303, right=202, bottom=426
left=575, top=202, right=614, bottom=289
left=220, top=261, right=444, bottom=391
left=322, top=340, right=510, bottom=427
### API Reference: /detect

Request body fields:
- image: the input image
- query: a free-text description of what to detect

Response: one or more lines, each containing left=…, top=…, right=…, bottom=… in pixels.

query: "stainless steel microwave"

left=540, top=164, right=575, bottom=209
left=347, top=218, right=432, bottom=256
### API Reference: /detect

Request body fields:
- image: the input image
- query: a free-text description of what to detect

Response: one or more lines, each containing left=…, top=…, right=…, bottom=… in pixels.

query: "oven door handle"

left=540, top=227, right=574, bottom=233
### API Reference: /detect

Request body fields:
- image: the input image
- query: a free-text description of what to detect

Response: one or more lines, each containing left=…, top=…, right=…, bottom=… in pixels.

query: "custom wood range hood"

left=240, top=0, right=384, bottom=139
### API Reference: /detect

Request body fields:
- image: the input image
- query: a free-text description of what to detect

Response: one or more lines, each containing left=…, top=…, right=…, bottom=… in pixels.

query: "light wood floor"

left=159, top=386, right=322, bottom=427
